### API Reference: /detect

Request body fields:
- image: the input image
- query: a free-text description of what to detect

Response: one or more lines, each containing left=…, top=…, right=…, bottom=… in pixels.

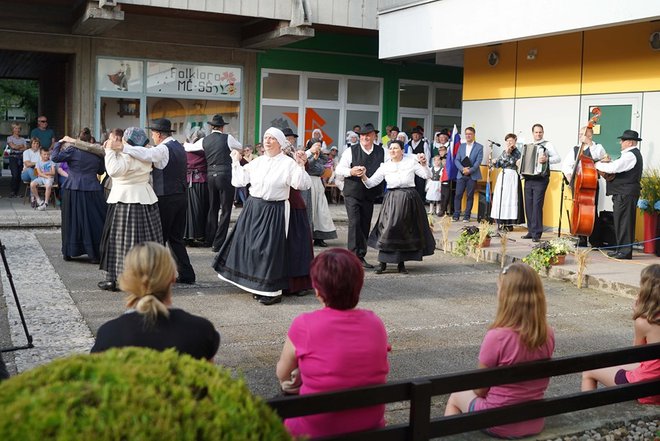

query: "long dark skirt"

left=99, top=202, right=163, bottom=281
left=60, top=188, right=107, bottom=260
left=288, top=188, right=313, bottom=293
left=213, top=197, right=289, bottom=295
left=368, top=187, right=435, bottom=264
left=184, top=182, right=209, bottom=242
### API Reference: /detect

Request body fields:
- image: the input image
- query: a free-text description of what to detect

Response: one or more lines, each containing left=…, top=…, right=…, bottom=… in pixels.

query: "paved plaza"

left=0, top=178, right=658, bottom=439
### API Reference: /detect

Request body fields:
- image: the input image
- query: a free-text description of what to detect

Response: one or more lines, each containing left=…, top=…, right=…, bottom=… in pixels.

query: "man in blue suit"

left=452, top=127, right=483, bottom=222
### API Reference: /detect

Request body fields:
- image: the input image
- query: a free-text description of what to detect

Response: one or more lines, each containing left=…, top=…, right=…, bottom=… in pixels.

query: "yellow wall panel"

left=463, top=43, right=517, bottom=101
left=583, top=22, right=660, bottom=94
left=515, top=34, right=582, bottom=98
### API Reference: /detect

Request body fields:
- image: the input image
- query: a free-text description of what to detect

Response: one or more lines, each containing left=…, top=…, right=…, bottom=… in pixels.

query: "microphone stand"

left=0, top=240, right=34, bottom=353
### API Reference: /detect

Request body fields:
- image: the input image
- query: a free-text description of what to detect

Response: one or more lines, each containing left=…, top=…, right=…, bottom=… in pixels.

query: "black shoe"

left=607, top=250, right=619, bottom=257
left=521, top=234, right=533, bottom=239
left=88, top=258, right=100, bottom=265
left=283, top=289, right=312, bottom=297
left=360, top=258, right=374, bottom=269
left=313, top=239, right=328, bottom=247
left=375, top=262, right=387, bottom=274
left=397, top=262, right=409, bottom=274
left=613, top=253, right=632, bottom=260
left=97, top=280, right=118, bottom=291
left=63, top=255, right=71, bottom=261
left=532, top=237, right=541, bottom=243
left=176, top=277, right=195, bottom=284
left=211, top=246, right=221, bottom=253
left=254, top=295, right=282, bottom=305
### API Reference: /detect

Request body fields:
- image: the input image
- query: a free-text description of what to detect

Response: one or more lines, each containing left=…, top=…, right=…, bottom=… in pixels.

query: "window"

left=435, top=87, right=462, bottom=110
left=347, top=79, right=380, bottom=105
left=307, top=78, right=339, bottom=101
left=260, top=70, right=382, bottom=149
left=399, top=83, right=429, bottom=109
left=263, top=73, right=300, bottom=100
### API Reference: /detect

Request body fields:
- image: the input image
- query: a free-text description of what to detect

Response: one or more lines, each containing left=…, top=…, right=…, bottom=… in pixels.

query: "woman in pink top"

left=582, top=264, right=660, bottom=404
left=276, top=248, right=390, bottom=438
left=444, top=263, right=555, bottom=438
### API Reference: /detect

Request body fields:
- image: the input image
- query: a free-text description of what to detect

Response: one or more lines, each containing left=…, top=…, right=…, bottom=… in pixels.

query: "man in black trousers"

left=595, top=129, right=643, bottom=260
left=203, top=114, right=242, bottom=252
left=123, top=118, right=196, bottom=283
left=335, top=123, right=384, bottom=268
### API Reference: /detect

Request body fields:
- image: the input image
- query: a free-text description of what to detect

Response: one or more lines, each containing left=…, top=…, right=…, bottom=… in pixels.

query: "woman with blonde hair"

left=91, top=242, right=219, bottom=360
left=444, top=262, right=555, bottom=438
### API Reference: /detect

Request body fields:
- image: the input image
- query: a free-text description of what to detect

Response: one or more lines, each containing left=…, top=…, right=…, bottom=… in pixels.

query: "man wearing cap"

left=282, top=127, right=299, bottom=153
left=122, top=118, right=196, bottom=283
left=595, top=129, right=644, bottom=260
left=335, top=123, right=385, bottom=268
left=202, top=114, right=242, bottom=251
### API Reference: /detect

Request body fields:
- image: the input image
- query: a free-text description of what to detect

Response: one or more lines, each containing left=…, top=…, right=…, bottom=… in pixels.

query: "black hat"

left=617, top=129, right=642, bottom=141
left=356, top=123, right=379, bottom=134
left=207, top=114, right=228, bottom=127
left=282, top=127, right=298, bottom=138
left=439, top=129, right=450, bottom=137
left=411, top=127, right=422, bottom=134
left=415, top=125, right=424, bottom=133
left=147, top=118, right=175, bottom=133
left=391, top=126, right=400, bottom=132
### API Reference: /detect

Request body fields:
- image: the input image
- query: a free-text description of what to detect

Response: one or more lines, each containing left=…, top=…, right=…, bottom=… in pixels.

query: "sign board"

left=147, top=62, right=241, bottom=98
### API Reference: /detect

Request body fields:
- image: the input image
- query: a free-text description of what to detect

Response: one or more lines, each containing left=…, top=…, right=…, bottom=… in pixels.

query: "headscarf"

left=396, top=132, right=409, bottom=146
left=433, top=131, right=444, bottom=149
left=345, top=130, right=358, bottom=145
left=187, top=128, right=206, bottom=144
left=312, top=128, right=323, bottom=140
left=264, top=127, right=287, bottom=149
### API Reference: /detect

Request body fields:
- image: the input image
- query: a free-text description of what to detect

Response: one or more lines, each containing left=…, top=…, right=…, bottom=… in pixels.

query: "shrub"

left=0, top=347, right=291, bottom=441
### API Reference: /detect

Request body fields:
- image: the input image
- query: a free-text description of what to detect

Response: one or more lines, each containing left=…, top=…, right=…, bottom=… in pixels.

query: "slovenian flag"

left=445, top=124, right=461, bottom=180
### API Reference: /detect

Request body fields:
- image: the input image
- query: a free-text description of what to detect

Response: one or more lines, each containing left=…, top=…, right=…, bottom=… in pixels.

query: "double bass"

left=569, top=108, right=602, bottom=236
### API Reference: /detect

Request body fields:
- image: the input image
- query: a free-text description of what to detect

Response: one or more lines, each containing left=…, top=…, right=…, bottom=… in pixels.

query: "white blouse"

left=105, top=148, right=158, bottom=205
left=231, top=152, right=311, bottom=201
left=363, top=156, right=431, bottom=189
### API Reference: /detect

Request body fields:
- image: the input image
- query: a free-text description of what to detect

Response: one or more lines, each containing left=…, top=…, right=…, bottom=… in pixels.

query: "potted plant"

left=638, top=168, right=660, bottom=254
left=523, top=238, right=574, bottom=273
left=454, top=225, right=493, bottom=256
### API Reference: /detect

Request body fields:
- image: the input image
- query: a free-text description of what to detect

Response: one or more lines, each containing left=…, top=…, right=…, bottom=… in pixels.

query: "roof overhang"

left=378, top=0, right=660, bottom=59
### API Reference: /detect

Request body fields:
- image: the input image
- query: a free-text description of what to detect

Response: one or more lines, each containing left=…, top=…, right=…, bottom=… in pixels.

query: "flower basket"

left=455, top=225, right=492, bottom=256
left=552, top=254, right=566, bottom=265
left=481, top=237, right=491, bottom=248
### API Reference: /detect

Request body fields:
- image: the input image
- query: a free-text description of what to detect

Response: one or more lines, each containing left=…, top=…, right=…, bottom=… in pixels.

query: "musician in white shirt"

left=521, top=124, right=561, bottom=242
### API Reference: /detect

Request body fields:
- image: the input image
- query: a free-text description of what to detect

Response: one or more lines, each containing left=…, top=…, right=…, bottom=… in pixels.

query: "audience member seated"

left=444, top=262, right=555, bottom=439
left=21, top=138, right=42, bottom=206
left=582, top=263, right=660, bottom=404
left=6, top=122, right=27, bottom=198
left=30, top=148, right=56, bottom=211
left=276, top=248, right=390, bottom=438
left=91, top=242, right=220, bottom=360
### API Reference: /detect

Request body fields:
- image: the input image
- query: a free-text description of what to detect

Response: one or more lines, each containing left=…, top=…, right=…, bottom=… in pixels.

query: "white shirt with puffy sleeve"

left=362, top=156, right=431, bottom=189
left=231, top=152, right=311, bottom=201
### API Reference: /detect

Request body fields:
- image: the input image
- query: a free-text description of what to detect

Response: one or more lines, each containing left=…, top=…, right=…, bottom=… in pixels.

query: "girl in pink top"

left=276, top=248, right=390, bottom=438
left=444, top=263, right=555, bottom=438
left=582, top=263, right=660, bottom=405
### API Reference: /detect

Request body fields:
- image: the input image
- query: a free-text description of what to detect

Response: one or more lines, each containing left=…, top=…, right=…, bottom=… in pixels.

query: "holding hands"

left=230, top=149, right=242, bottom=163
left=417, top=153, right=427, bottom=167
left=294, top=150, right=308, bottom=166
left=351, top=165, right=367, bottom=177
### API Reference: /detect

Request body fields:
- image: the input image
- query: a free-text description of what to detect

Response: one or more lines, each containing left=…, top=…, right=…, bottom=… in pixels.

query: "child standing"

left=425, top=155, right=442, bottom=215
left=445, top=263, right=555, bottom=438
left=439, top=152, right=451, bottom=216
left=30, top=148, right=56, bottom=211
left=581, top=264, right=660, bottom=404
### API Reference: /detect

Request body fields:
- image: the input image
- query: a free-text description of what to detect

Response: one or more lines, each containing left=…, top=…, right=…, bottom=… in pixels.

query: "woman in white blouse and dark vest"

left=361, top=139, right=435, bottom=274
left=213, top=127, right=311, bottom=305
left=98, top=127, right=163, bottom=291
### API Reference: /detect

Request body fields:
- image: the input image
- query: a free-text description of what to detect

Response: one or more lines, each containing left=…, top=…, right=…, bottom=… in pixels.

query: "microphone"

left=488, top=139, right=501, bottom=147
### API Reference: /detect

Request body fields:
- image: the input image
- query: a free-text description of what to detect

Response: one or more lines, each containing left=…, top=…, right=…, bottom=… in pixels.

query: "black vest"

left=411, top=139, right=426, bottom=155
left=202, top=132, right=231, bottom=168
left=343, top=143, right=385, bottom=201
left=573, top=145, right=592, bottom=159
left=606, top=148, right=643, bottom=196
left=152, top=139, right=187, bottom=196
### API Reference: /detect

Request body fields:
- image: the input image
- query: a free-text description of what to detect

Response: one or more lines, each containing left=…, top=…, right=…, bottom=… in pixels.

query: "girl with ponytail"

left=91, top=242, right=219, bottom=360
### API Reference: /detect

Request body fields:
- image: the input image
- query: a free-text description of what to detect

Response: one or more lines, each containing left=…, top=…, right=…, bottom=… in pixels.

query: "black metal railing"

left=267, top=343, right=660, bottom=440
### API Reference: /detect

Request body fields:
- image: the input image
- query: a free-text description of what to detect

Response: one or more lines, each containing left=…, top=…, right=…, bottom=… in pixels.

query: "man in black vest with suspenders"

left=203, top=114, right=242, bottom=252
left=123, top=118, right=196, bottom=283
left=335, top=123, right=385, bottom=268
left=595, top=129, right=644, bottom=260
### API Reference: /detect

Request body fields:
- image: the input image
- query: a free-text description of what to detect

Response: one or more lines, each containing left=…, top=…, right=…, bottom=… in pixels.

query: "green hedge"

left=0, top=347, right=291, bottom=441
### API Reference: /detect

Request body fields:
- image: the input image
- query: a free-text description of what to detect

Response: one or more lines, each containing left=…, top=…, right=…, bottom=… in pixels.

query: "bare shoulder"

left=634, top=316, right=660, bottom=344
